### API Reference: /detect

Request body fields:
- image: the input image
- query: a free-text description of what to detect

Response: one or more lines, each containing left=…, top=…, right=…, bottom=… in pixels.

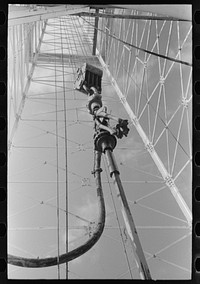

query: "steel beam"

left=88, top=5, right=192, bottom=21
left=75, top=12, right=190, bottom=22
left=36, top=53, right=101, bottom=70
left=80, top=16, right=192, bottom=226
left=8, top=5, right=89, bottom=26
left=96, top=49, right=192, bottom=226
left=8, top=20, right=47, bottom=153
left=92, top=9, right=99, bottom=55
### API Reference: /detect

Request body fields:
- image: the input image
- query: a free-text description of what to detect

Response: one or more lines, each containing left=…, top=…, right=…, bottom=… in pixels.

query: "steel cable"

left=80, top=16, right=192, bottom=67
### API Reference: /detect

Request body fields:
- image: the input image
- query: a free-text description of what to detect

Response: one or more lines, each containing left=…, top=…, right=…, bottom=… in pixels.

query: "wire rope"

left=80, top=16, right=192, bottom=67
left=125, top=53, right=191, bottom=160
left=80, top=14, right=191, bottom=162
left=53, top=18, right=60, bottom=279
left=8, top=7, right=192, bottom=279
left=59, top=16, right=69, bottom=279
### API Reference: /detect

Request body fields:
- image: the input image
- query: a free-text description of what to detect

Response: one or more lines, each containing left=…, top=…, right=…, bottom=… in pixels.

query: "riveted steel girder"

left=8, top=5, right=90, bottom=26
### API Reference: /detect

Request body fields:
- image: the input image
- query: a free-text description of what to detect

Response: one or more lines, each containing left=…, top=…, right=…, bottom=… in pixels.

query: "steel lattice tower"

left=8, top=4, right=192, bottom=280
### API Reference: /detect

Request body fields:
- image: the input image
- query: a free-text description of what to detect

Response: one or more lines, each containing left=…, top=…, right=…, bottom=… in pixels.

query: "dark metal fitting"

left=87, top=93, right=103, bottom=115
left=91, top=168, right=103, bottom=175
left=94, top=131, right=117, bottom=153
left=89, top=87, right=98, bottom=95
left=110, top=170, right=120, bottom=178
left=115, top=119, right=129, bottom=138
left=92, top=106, right=101, bottom=115
left=74, top=63, right=103, bottom=94
left=104, top=149, right=120, bottom=177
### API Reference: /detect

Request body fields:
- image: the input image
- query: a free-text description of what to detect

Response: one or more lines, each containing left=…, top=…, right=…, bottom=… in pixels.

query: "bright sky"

left=8, top=5, right=192, bottom=279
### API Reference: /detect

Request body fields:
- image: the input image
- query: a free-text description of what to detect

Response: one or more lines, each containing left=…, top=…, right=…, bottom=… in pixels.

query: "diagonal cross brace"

left=80, top=16, right=192, bottom=226
left=8, top=20, right=47, bottom=153
left=96, top=50, right=192, bottom=226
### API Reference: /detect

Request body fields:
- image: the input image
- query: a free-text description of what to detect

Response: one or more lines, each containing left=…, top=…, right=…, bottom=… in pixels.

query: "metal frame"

left=95, top=47, right=192, bottom=226
left=8, top=5, right=192, bottom=280
left=8, top=4, right=89, bottom=26
left=79, top=15, right=192, bottom=226
left=8, top=20, right=47, bottom=152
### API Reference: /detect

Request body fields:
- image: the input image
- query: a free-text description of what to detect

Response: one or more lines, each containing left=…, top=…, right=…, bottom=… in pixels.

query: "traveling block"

left=74, top=63, right=103, bottom=94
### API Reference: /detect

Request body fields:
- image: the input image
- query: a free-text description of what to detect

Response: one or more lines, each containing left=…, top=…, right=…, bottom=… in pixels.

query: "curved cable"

left=8, top=151, right=106, bottom=268
left=80, top=16, right=192, bottom=67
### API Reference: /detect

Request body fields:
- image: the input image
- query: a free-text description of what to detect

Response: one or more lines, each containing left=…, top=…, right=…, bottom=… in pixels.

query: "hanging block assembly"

left=74, top=63, right=103, bottom=94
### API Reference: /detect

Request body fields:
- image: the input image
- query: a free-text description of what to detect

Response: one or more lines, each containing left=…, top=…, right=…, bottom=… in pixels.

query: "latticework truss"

left=8, top=5, right=192, bottom=279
